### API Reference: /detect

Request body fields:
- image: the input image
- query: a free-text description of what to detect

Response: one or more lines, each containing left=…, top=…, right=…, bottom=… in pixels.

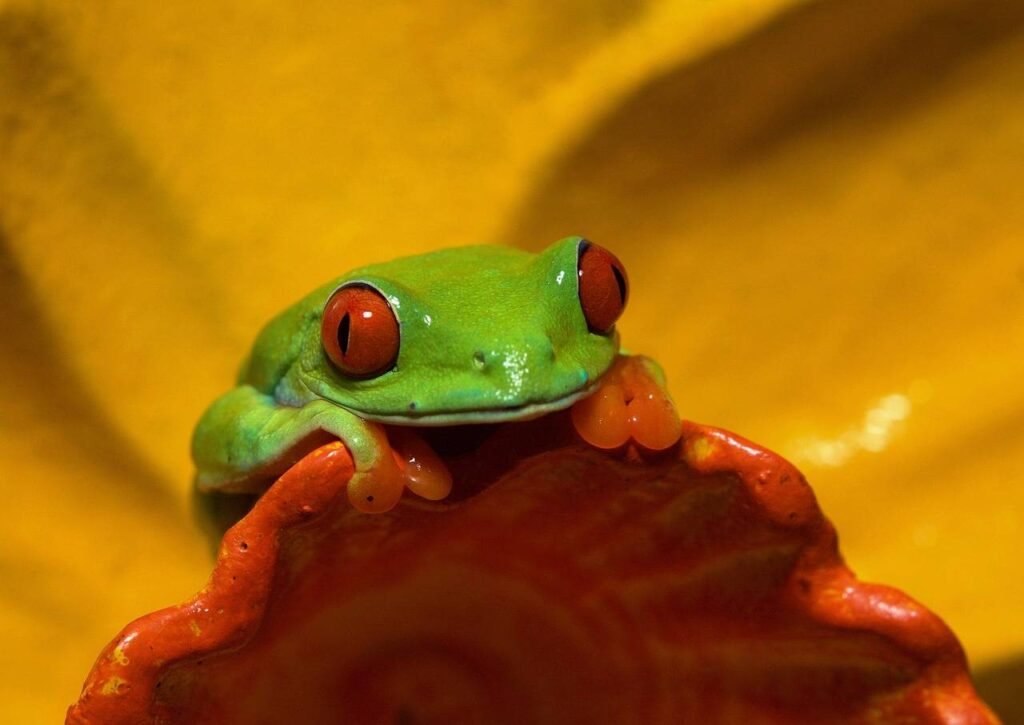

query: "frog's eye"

left=321, top=284, right=400, bottom=378
left=577, top=241, right=628, bottom=334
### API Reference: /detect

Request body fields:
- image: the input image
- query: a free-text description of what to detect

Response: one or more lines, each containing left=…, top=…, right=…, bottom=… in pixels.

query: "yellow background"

left=1, top=1, right=1022, bottom=721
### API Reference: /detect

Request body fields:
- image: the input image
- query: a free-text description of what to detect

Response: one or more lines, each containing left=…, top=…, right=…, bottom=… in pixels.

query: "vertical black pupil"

left=338, top=312, right=351, bottom=355
left=612, top=265, right=627, bottom=305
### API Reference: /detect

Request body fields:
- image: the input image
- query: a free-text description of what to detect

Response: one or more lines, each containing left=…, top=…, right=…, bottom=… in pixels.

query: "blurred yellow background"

left=1, top=0, right=1022, bottom=721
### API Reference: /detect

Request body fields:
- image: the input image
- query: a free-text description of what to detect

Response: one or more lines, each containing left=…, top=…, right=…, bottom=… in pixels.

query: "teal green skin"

left=192, top=237, right=621, bottom=493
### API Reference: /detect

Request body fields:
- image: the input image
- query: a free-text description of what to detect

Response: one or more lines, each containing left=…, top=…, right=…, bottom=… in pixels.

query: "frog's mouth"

left=362, top=355, right=682, bottom=511
left=358, top=384, right=596, bottom=427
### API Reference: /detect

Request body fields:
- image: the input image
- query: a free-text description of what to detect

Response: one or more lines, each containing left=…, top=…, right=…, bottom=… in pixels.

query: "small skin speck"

left=101, top=676, right=127, bottom=696
left=686, top=436, right=715, bottom=464
left=111, top=644, right=129, bottom=666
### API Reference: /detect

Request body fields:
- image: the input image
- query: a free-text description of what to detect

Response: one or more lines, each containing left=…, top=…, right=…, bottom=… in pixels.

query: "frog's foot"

left=570, top=355, right=682, bottom=451
left=344, top=424, right=453, bottom=513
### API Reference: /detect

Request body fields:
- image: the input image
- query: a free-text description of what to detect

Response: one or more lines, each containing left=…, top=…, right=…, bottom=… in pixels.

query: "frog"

left=192, top=236, right=681, bottom=513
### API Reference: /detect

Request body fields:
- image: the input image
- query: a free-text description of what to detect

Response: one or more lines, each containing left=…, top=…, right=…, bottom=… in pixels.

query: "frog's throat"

left=338, top=383, right=598, bottom=427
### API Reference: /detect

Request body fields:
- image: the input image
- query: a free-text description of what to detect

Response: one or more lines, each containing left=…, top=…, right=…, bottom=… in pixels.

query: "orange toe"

left=571, top=382, right=631, bottom=449
left=627, top=390, right=682, bottom=451
left=574, top=355, right=682, bottom=452
left=346, top=467, right=406, bottom=513
left=390, top=428, right=454, bottom=502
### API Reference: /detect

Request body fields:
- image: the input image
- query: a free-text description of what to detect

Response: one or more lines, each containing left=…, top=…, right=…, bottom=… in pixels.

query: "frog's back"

left=348, top=245, right=531, bottom=285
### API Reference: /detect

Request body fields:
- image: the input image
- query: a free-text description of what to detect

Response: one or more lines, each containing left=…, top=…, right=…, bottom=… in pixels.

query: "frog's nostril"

left=531, top=335, right=555, bottom=362
left=472, top=350, right=486, bottom=370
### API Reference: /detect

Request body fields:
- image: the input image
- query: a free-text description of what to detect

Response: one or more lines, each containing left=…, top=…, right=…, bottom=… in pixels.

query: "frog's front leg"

left=192, top=385, right=404, bottom=512
left=570, top=355, right=682, bottom=451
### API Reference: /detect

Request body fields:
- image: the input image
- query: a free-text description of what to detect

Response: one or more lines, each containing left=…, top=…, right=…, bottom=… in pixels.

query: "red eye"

left=321, top=284, right=400, bottom=378
left=577, top=241, right=628, bottom=334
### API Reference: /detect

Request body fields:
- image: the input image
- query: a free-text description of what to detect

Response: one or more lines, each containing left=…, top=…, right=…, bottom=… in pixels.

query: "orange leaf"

left=68, top=417, right=995, bottom=724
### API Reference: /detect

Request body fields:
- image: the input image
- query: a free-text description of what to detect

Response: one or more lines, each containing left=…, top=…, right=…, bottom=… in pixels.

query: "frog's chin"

left=347, top=384, right=596, bottom=427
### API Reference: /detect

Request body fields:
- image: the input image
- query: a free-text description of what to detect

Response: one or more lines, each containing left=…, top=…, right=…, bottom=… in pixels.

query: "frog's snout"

left=472, top=336, right=556, bottom=372
left=472, top=336, right=562, bottom=400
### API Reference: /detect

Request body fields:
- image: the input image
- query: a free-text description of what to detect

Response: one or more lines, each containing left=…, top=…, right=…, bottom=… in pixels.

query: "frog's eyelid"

left=324, top=280, right=403, bottom=325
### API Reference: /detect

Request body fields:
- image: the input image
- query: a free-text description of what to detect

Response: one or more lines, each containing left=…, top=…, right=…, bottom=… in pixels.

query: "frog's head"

left=294, top=237, right=628, bottom=425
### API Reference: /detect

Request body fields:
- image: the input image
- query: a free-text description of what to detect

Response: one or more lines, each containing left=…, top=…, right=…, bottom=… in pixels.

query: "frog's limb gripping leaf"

left=388, top=427, right=454, bottom=502
left=571, top=354, right=682, bottom=451
left=192, top=387, right=380, bottom=493
left=346, top=425, right=454, bottom=512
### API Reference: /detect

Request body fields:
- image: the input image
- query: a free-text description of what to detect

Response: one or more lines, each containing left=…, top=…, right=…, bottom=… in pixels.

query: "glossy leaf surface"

left=69, top=420, right=995, bottom=724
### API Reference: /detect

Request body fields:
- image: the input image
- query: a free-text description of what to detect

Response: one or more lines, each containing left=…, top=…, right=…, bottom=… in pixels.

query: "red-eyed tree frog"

left=192, top=237, right=681, bottom=513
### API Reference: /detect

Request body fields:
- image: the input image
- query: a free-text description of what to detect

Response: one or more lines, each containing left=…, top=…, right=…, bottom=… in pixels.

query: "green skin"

left=192, top=237, right=626, bottom=493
